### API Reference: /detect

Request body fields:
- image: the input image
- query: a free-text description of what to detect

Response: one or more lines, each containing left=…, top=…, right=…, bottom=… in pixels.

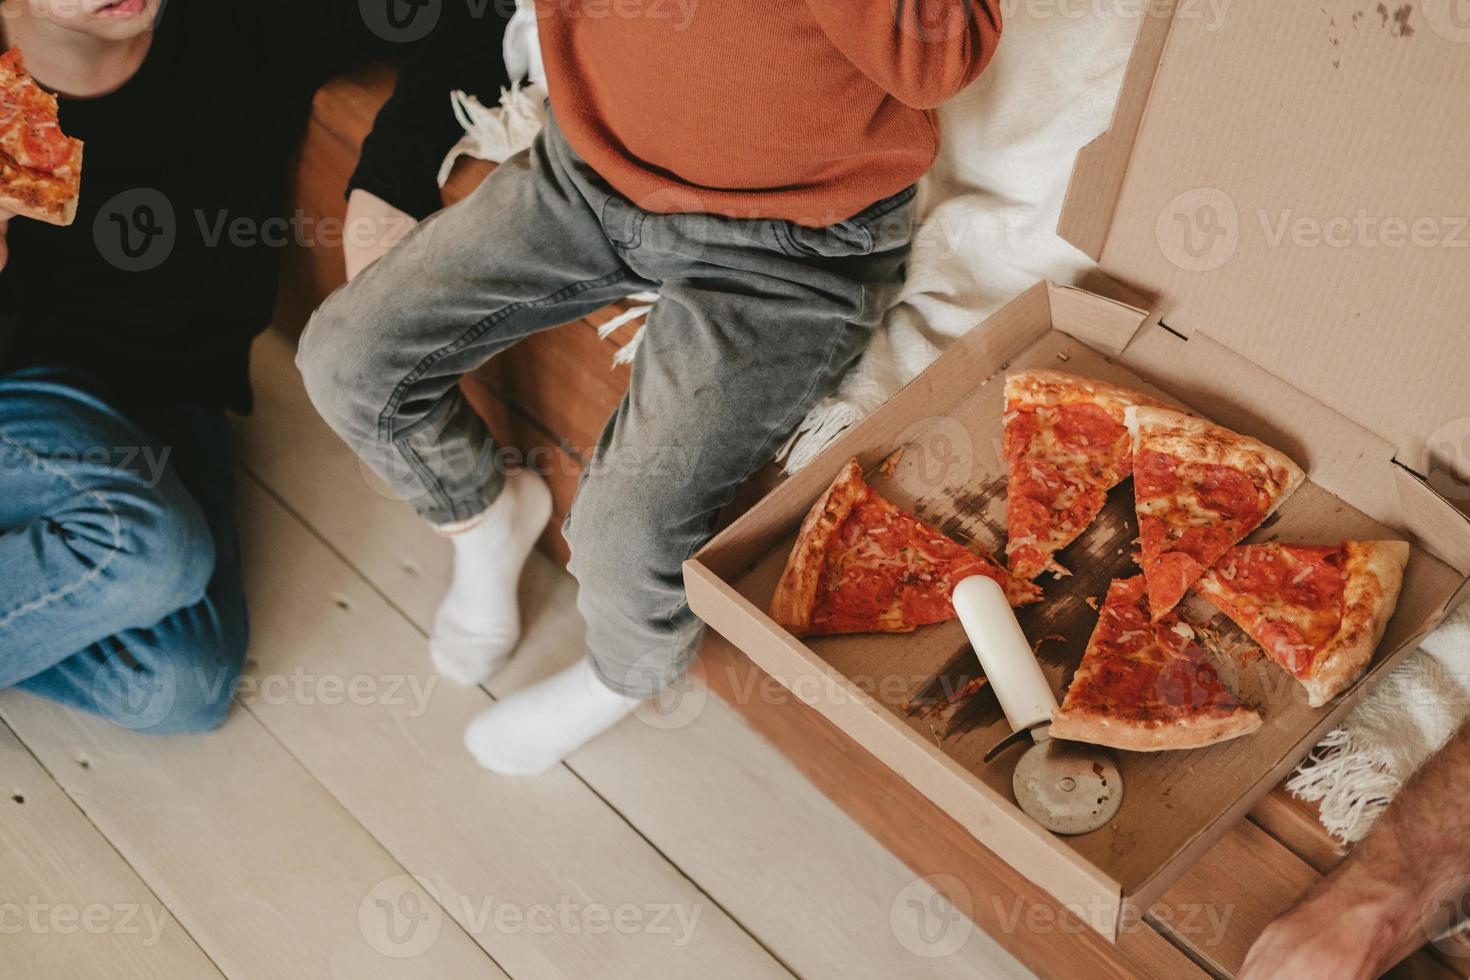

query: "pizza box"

left=683, top=0, right=1470, bottom=942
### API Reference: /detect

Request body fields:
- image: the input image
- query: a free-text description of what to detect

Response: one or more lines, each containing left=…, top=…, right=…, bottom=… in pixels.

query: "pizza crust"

left=1299, top=540, right=1409, bottom=707
left=1049, top=706, right=1262, bottom=752
left=1005, top=368, right=1171, bottom=421
left=768, top=459, right=868, bottom=637
left=0, top=140, right=82, bottom=226
left=1126, top=406, right=1306, bottom=518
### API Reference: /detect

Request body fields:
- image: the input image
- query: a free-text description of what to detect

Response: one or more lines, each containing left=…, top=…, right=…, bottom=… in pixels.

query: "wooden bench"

left=274, top=66, right=1465, bottom=979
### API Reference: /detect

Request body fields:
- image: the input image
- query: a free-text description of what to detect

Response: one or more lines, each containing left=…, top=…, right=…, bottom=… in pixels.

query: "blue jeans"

left=0, top=366, right=247, bottom=733
left=299, top=114, right=914, bottom=698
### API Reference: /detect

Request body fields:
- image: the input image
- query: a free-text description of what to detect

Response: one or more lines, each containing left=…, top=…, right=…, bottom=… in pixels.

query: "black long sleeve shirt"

left=2, top=1, right=508, bottom=412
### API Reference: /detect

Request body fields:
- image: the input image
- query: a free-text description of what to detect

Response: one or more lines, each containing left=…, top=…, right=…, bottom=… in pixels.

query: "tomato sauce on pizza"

left=0, top=48, right=84, bottom=226
left=810, top=486, right=1017, bottom=635
left=770, top=459, right=1038, bottom=638
left=1050, top=576, right=1262, bottom=751
left=1003, top=371, right=1166, bottom=582
left=1200, top=544, right=1345, bottom=676
left=1130, top=407, right=1305, bottom=620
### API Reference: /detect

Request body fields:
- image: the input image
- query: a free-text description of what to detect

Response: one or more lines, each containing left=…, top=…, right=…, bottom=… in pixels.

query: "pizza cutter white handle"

left=953, top=576, right=1057, bottom=734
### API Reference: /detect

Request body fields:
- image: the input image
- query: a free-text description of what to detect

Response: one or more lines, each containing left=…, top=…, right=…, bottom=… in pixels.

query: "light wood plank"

left=0, top=698, right=501, bottom=978
left=239, top=328, right=1036, bottom=978
left=242, top=329, right=454, bottom=632
left=494, top=557, right=1034, bottom=980
left=235, top=474, right=787, bottom=980
left=1247, top=788, right=1347, bottom=875
left=0, top=720, right=222, bottom=979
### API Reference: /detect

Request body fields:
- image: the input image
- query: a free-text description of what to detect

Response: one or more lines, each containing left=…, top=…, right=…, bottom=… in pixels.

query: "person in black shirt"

left=0, top=0, right=508, bottom=732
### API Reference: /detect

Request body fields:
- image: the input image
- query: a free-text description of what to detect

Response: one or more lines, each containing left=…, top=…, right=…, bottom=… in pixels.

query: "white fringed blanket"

left=447, top=1, right=1470, bottom=845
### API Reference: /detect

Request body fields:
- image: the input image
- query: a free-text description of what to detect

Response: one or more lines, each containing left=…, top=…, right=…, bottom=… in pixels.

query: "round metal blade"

left=1012, top=741, right=1123, bottom=835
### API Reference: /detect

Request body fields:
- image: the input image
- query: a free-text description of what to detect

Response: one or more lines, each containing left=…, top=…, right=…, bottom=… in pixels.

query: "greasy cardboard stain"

left=1323, top=3, right=1414, bottom=69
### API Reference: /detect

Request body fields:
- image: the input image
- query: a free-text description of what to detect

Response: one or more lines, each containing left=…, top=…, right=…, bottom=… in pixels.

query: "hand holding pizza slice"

left=770, top=459, right=1039, bottom=637
left=1129, top=406, right=1305, bottom=620
left=0, top=49, right=83, bottom=227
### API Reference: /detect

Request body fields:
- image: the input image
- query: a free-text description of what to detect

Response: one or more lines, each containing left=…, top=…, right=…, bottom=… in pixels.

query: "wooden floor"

left=0, top=329, right=1035, bottom=980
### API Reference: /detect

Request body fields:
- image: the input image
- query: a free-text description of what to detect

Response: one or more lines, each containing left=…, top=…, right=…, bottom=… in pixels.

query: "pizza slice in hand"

left=1050, top=576, right=1263, bottom=751
left=1195, top=541, right=1408, bottom=707
left=0, top=48, right=83, bottom=226
left=770, top=459, right=1040, bottom=637
left=1130, top=406, right=1304, bottom=620
left=1003, top=370, right=1169, bottom=581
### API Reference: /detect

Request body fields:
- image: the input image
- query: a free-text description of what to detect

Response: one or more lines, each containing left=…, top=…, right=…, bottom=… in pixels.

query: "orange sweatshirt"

left=538, top=1, right=1001, bottom=227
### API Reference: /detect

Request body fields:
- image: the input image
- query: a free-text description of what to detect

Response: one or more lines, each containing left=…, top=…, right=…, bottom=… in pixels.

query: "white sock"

left=464, top=658, right=640, bottom=776
left=430, top=468, right=553, bottom=686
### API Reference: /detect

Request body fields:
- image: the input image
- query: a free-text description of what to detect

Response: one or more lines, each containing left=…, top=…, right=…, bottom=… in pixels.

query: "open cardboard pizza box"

left=683, top=0, right=1470, bottom=940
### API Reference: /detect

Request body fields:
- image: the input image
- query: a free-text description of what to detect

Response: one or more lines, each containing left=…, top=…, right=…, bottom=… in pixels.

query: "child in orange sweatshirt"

left=302, top=1, right=1002, bottom=774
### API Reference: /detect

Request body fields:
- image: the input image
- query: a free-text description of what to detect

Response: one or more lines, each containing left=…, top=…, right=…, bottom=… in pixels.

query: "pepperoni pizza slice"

left=1129, top=406, right=1304, bottom=620
left=1050, top=576, right=1263, bottom=751
left=1003, top=370, right=1170, bottom=581
left=770, top=459, right=1040, bottom=638
left=1194, top=541, right=1408, bottom=707
left=0, top=49, right=83, bottom=226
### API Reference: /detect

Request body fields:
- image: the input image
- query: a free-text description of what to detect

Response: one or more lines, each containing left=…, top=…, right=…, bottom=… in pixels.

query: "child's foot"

left=464, top=658, right=639, bottom=775
left=430, top=468, right=553, bottom=686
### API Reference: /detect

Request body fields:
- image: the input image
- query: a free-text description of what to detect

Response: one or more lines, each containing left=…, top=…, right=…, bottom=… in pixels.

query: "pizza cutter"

left=952, top=576, right=1123, bottom=835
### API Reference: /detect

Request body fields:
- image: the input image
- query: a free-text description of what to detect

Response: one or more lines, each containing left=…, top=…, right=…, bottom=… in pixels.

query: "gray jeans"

left=299, top=116, right=914, bottom=697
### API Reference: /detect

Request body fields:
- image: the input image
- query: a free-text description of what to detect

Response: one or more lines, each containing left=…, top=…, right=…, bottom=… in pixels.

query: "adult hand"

left=1238, top=873, right=1413, bottom=980
left=343, top=189, right=417, bottom=281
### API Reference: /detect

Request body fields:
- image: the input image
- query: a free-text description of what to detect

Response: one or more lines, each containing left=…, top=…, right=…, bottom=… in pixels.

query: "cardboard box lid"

left=1060, top=0, right=1469, bottom=477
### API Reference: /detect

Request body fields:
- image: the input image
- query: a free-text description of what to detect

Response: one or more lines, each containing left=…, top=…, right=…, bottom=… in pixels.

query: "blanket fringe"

left=1287, top=728, right=1405, bottom=844
left=595, top=292, right=658, bottom=366
left=437, top=82, right=549, bottom=185
left=778, top=401, right=868, bottom=473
